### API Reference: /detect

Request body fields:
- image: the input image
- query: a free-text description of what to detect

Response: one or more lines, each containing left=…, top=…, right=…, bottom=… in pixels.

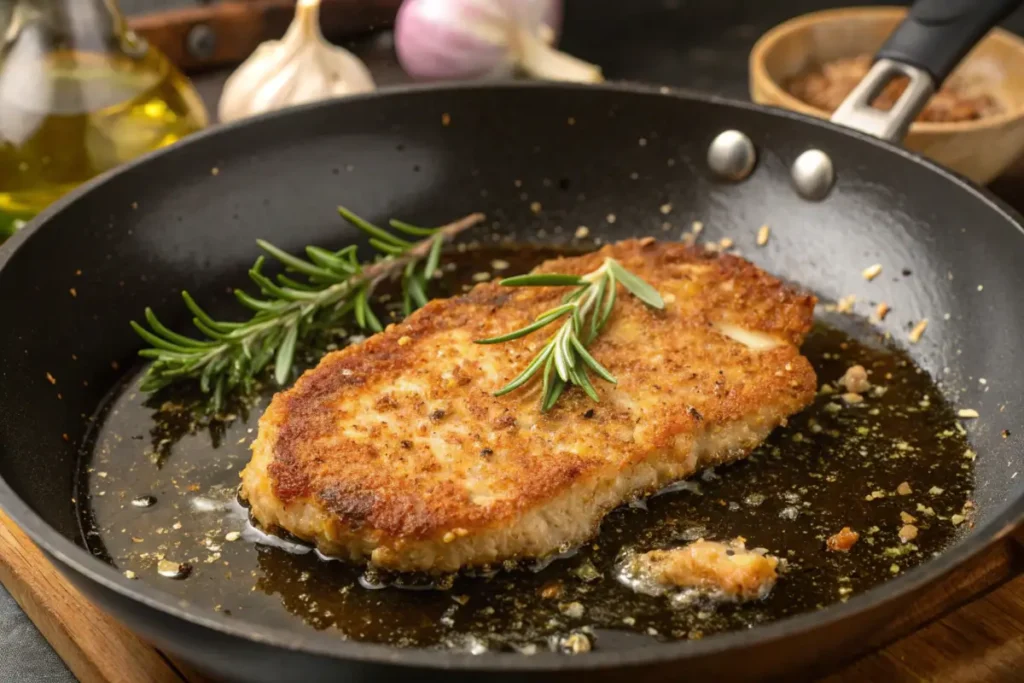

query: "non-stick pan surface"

left=1, top=83, right=1024, bottom=681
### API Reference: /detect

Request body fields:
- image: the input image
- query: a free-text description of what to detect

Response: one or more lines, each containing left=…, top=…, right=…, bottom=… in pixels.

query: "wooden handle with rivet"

left=127, top=0, right=401, bottom=72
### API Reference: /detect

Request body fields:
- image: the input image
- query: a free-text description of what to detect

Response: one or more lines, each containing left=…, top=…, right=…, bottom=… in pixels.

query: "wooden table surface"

left=832, top=576, right=1024, bottom=682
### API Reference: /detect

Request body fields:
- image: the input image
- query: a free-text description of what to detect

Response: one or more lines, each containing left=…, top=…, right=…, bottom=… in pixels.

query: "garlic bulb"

left=218, top=0, right=375, bottom=123
left=396, top=0, right=602, bottom=83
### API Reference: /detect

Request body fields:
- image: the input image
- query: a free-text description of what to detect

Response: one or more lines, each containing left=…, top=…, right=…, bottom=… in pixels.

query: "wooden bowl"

left=750, top=6, right=1024, bottom=184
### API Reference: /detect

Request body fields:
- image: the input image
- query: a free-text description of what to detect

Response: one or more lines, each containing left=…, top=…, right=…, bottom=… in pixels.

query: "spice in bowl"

left=787, top=55, right=1002, bottom=123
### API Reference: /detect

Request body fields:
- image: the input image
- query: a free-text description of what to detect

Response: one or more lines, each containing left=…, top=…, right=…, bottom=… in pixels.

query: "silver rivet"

left=707, top=130, right=756, bottom=181
left=791, top=149, right=835, bottom=200
left=186, top=24, right=217, bottom=60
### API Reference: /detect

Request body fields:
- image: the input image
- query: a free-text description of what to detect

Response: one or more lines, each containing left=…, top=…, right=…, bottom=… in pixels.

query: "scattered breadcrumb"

left=874, top=302, right=891, bottom=321
left=957, top=408, right=979, bottom=419
left=719, top=237, right=734, bottom=249
left=897, top=482, right=912, bottom=496
left=840, top=365, right=870, bottom=394
left=660, top=203, right=673, bottom=215
left=575, top=226, right=590, bottom=239
left=862, top=264, right=883, bottom=281
left=836, top=295, right=856, bottom=313
left=908, top=319, right=928, bottom=343
left=756, top=225, right=770, bottom=246
left=541, top=583, right=563, bottom=600
left=606, top=213, right=616, bottom=224
left=898, top=524, right=918, bottom=543
left=530, top=201, right=542, bottom=214
left=691, top=221, right=704, bottom=235
left=211, top=167, right=220, bottom=176
left=559, top=601, right=585, bottom=618
left=841, top=392, right=864, bottom=404
left=826, top=527, right=859, bottom=552
left=900, top=511, right=917, bottom=524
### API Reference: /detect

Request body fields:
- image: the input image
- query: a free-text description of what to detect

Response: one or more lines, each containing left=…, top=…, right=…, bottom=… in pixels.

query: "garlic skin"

left=218, top=0, right=375, bottom=123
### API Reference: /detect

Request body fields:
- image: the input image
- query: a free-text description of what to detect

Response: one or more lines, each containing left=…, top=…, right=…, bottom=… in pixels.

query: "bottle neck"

left=16, top=0, right=127, bottom=53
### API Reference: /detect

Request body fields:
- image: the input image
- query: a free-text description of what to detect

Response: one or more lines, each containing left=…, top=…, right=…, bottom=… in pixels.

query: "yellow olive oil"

left=0, top=48, right=208, bottom=216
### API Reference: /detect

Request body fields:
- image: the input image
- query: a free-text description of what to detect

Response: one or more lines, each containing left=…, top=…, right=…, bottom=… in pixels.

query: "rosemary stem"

left=366, top=212, right=485, bottom=287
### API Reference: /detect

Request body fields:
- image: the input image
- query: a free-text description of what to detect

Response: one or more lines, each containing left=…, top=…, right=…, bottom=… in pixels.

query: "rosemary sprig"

left=476, top=258, right=663, bottom=411
left=131, top=207, right=485, bottom=411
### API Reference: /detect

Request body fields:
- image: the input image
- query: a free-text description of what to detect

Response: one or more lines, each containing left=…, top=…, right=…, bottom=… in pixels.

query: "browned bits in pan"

left=826, top=527, right=859, bottom=552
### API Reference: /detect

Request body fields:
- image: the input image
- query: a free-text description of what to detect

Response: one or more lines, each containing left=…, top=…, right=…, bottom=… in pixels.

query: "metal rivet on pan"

left=707, top=130, right=757, bottom=181
left=187, top=24, right=217, bottom=61
left=791, top=149, right=835, bottom=201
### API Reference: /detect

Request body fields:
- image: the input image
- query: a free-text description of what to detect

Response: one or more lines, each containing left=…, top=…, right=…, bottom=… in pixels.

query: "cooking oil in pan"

left=0, top=49, right=207, bottom=216
left=77, top=246, right=975, bottom=654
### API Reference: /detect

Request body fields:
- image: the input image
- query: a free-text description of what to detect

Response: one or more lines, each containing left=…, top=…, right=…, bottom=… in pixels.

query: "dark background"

left=153, top=0, right=1024, bottom=115
left=119, top=0, right=1024, bottom=106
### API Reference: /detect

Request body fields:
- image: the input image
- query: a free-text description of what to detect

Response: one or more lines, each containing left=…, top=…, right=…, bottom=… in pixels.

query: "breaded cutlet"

left=241, top=240, right=817, bottom=572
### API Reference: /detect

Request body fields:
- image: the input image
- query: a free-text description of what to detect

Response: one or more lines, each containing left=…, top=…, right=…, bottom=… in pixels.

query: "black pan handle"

left=878, top=0, right=1021, bottom=84
left=831, top=0, right=1022, bottom=143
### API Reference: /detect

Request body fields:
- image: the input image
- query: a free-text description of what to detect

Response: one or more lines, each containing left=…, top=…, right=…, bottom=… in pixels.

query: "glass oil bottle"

left=0, top=0, right=209, bottom=218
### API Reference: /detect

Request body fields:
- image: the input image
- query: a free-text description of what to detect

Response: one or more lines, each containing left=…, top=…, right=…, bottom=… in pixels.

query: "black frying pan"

left=2, top=0, right=1024, bottom=681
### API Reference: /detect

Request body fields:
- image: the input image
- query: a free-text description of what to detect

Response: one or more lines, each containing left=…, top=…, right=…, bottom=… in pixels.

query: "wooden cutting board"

left=0, top=507, right=1021, bottom=683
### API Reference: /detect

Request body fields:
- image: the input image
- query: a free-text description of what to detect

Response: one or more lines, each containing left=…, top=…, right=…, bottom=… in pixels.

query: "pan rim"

left=1, top=79, right=1023, bottom=672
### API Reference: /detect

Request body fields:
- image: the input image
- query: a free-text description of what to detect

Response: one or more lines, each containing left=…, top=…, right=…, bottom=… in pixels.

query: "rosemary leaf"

left=337, top=206, right=411, bottom=248
left=494, top=344, right=553, bottom=396
left=424, top=235, right=444, bottom=280
left=389, top=218, right=438, bottom=237
left=500, top=273, right=585, bottom=287
left=607, top=260, right=665, bottom=309
left=275, top=325, right=298, bottom=385
left=476, top=308, right=570, bottom=344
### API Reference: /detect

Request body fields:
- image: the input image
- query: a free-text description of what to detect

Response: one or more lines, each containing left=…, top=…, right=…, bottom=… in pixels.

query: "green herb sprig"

left=476, top=258, right=663, bottom=411
left=131, top=207, right=485, bottom=411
